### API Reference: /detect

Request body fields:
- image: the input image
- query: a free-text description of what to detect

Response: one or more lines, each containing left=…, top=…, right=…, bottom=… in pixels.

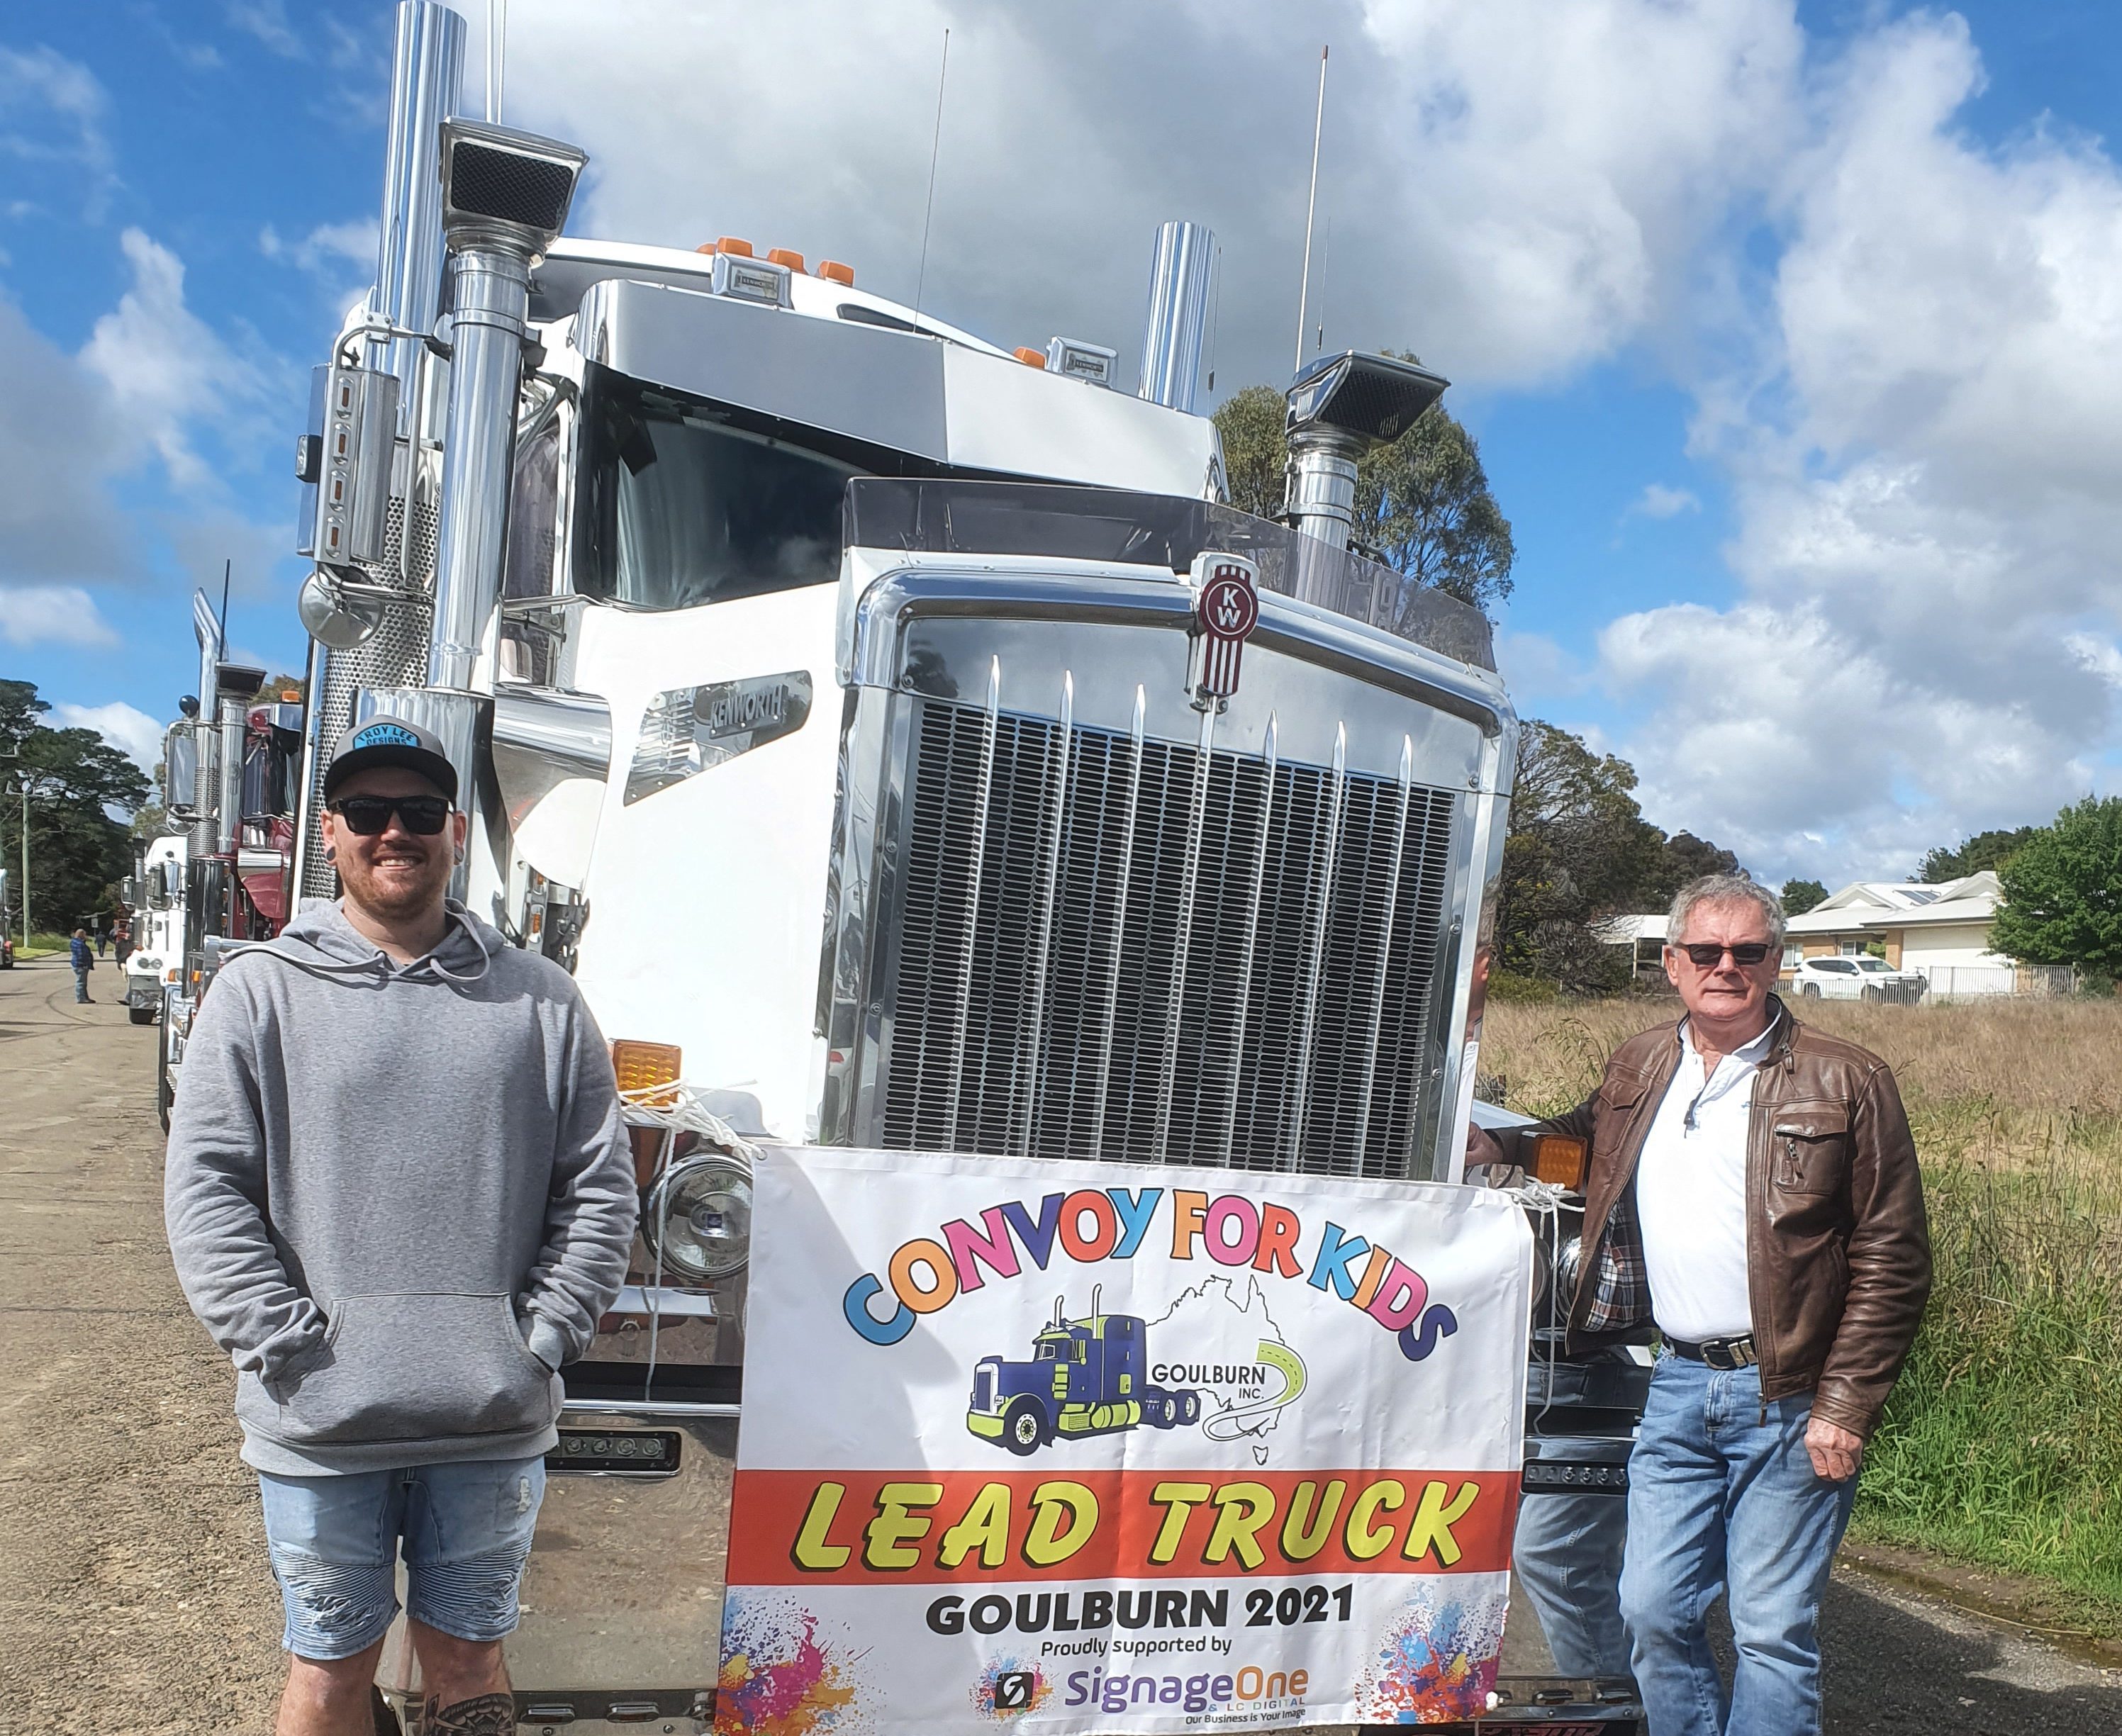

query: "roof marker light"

left=817, top=259, right=854, bottom=286
left=1012, top=347, right=1046, bottom=369
left=766, top=247, right=805, bottom=272
left=715, top=235, right=754, bottom=257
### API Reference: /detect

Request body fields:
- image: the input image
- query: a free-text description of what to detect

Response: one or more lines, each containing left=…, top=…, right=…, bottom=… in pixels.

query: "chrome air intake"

left=1283, top=350, right=1448, bottom=569
left=427, top=118, right=585, bottom=696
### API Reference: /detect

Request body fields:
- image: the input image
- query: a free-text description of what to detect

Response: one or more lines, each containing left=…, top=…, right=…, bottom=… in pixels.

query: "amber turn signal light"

left=1522, top=1132, right=1589, bottom=1192
left=611, top=1038, right=683, bottom=1107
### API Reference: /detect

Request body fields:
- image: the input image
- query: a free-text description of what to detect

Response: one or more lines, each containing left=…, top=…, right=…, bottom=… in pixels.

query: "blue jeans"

left=74, top=968, right=91, bottom=1003
left=1619, top=1355, right=1856, bottom=1736
left=257, top=1456, right=546, bottom=1660
left=1513, top=1459, right=1632, bottom=1678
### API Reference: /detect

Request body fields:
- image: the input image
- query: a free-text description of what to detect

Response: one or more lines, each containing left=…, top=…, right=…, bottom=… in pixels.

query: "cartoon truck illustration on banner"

left=967, top=1289, right=1203, bottom=1455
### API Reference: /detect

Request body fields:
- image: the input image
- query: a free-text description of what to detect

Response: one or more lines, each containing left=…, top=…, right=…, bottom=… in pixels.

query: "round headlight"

left=643, top=1153, right=753, bottom=1282
left=1555, top=1233, right=1584, bottom=1301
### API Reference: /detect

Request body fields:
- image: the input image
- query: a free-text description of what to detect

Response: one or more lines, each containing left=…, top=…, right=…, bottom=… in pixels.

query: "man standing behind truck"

left=1472, top=873, right=1930, bottom=1736
left=165, top=717, right=637, bottom=1736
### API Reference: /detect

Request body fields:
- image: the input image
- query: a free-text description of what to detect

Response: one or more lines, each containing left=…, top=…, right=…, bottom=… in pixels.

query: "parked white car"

left=1791, top=954, right=1927, bottom=1003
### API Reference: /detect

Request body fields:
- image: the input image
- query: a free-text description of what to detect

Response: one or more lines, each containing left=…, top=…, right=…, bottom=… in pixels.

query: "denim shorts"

left=257, top=1456, right=546, bottom=1660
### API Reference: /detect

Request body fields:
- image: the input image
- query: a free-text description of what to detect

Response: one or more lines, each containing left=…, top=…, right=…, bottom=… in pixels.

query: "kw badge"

left=1190, top=551, right=1261, bottom=702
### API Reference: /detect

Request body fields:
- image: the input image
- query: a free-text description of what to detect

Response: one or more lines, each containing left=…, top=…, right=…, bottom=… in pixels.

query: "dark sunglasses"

left=1676, top=941, right=1775, bottom=968
left=327, top=795, right=451, bottom=836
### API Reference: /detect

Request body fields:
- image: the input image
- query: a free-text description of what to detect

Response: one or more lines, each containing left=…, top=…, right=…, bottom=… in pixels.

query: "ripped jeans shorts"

left=257, top=1456, right=547, bottom=1661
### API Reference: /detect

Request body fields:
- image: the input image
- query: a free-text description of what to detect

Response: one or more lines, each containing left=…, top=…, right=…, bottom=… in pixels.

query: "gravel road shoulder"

left=1, top=955, right=2117, bottom=1734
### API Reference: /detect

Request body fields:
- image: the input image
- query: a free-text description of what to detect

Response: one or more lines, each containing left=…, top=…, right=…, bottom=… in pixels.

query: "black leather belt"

left=1667, top=1333, right=1757, bottom=1370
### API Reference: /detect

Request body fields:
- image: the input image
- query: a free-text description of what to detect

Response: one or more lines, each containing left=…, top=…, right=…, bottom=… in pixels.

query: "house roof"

left=1592, top=914, right=1667, bottom=944
left=1784, top=871, right=1999, bottom=934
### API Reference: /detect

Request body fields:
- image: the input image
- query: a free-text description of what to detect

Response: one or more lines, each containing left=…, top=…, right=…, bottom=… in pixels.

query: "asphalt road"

left=0, top=953, right=2117, bottom=1733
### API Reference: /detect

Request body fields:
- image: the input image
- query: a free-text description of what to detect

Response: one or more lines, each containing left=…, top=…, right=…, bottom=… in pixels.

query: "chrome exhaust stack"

left=1137, top=220, right=1216, bottom=414
left=371, top=0, right=464, bottom=437
left=294, top=1, right=465, bottom=905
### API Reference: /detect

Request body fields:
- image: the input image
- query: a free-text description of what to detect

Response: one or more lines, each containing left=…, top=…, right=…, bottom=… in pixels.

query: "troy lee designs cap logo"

left=1191, top=553, right=1260, bottom=699
left=352, top=722, right=420, bottom=749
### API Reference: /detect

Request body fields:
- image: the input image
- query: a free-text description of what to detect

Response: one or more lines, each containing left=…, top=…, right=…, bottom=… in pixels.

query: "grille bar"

left=1284, top=724, right=1348, bottom=1170
left=877, top=697, right=1463, bottom=1180
left=1084, top=687, right=1145, bottom=1158
left=1151, top=705, right=1217, bottom=1161
left=939, top=656, right=1000, bottom=1140
left=1012, top=673, right=1073, bottom=1158
left=1349, top=735, right=1414, bottom=1153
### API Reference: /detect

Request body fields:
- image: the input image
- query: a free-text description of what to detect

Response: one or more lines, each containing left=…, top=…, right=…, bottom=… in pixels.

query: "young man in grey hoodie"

left=165, top=717, right=637, bottom=1736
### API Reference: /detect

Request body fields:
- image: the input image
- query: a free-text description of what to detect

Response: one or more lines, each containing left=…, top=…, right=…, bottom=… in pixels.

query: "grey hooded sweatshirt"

left=164, top=899, right=637, bottom=1475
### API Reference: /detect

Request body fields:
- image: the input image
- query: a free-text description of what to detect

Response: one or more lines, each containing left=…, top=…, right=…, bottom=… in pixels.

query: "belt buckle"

left=1706, top=1335, right=1755, bottom=1370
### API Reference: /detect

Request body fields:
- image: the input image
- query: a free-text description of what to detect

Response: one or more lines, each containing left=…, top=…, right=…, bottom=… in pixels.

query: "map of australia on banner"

left=716, top=1149, right=1531, bottom=1735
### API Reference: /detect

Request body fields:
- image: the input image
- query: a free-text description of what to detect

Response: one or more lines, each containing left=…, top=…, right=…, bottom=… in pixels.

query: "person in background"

left=1470, top=873, right=1931, bottom=1736
left=96, top=924, right=108, bottom=956
left=164, top=717, right=637, bottom=1736
left=69, top=927, right=94, bottom=1003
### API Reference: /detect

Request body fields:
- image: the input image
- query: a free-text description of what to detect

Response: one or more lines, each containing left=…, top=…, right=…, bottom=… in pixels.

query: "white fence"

left=1914, top=963, right=2077, bottom=1001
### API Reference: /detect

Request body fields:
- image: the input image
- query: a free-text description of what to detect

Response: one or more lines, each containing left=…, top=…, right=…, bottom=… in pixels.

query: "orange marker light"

left=1522, top=1132, right=1589, bottom=1193
left=611, top=1038, right=683, bottom=1107
left=715, top=236, right=754, bottom=258
left=1013, top=347, right=1047, bottom=368
left=695, top=242, right=717, bottom=254
left=766, top=247, right=806, bottom=272
left=817, top=259, right=855, bottom=286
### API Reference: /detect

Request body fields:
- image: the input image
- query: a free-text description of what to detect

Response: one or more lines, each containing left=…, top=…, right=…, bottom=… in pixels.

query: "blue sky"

left=5, top=1, right=2121, bottom=887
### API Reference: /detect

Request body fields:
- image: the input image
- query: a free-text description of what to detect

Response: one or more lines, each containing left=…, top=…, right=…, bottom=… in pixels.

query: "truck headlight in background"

left=642, top=1153, right=753, bottom=1283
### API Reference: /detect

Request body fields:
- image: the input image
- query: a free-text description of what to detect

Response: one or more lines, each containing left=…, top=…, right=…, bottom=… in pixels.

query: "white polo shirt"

left=1634, top=1018, right=1775, bottom=1343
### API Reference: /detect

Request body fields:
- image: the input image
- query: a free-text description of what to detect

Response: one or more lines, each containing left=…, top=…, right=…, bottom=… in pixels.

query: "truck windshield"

left=576, top=366, right=864, bottom=611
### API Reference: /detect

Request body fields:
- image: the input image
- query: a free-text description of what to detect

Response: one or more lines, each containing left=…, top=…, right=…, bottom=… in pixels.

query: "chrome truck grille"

left=877, top=700, right=1460, bottom=1177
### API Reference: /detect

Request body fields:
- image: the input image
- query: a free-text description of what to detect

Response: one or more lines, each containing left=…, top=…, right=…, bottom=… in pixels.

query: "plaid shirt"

left=1580, top=1182, right=1653, bottom=1336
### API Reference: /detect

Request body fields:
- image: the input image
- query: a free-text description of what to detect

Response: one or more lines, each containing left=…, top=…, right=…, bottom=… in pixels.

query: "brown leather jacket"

left=1541, top=999, right=1931, bottom=1440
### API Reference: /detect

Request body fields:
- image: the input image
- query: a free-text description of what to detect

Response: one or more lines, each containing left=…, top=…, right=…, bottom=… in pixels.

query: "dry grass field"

left=1478, top=991, right=2122, bottom=1629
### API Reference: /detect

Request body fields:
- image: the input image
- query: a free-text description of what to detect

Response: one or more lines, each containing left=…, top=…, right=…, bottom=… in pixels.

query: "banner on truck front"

left=715, top=1148, right=1531, bottom=1735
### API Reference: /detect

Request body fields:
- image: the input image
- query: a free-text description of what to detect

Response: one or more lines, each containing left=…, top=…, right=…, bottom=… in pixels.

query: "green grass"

left=1478, top=999, right=2122, bottom=1634
left=1853, top=1121, right=2122, bottom=1633
left=13, top=931, right=72, bottom=960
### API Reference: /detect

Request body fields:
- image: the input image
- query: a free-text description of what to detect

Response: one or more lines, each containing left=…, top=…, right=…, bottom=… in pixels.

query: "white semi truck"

left=280, top=6, right=1646, bottom=1730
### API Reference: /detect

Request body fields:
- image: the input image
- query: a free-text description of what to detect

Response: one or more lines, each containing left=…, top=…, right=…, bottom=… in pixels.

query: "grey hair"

left=1668, top=873, right=1785, bottom=949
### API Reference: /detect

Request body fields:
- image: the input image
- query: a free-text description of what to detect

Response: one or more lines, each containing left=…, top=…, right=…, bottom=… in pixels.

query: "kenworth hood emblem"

left=1192, top=551, right=1261, bottom=700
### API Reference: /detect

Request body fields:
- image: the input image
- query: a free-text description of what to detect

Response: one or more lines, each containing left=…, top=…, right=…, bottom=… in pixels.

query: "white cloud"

left=1582, top=13, right=2122, bottom=882
left=79, top=228, right=267, bottom=491
left=1631, top=483, right=1701, bottom=520
left=259, top=217, right=376, bottom=275
left=493, top=0, right=1803, bottom=396
left=0, top=290, right=131, bottom=586
left=0, top=585, right=116, bottom=649
left=0, top=44, right=114, bottom=213
left=1495, top=628, right=1587, bottom=702
left=224, top=1, right=301, bottom=58
left=53, top=700, right=164, bottom=770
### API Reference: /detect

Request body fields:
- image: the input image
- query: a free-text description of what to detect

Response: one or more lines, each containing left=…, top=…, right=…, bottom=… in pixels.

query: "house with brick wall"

left=1782, top=871, right=2026, bottom=995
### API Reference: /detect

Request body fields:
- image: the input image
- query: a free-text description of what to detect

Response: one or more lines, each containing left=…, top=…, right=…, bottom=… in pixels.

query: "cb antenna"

left=914, top=27, right=951, bottom=321
left=1295, top=43, right=1329, bottom=374
left=486, top=0, right=507, bottom=122
left=218, top=557, right=231, bottom=646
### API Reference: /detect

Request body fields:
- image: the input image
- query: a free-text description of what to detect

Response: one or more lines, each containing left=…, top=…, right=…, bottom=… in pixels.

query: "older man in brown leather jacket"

left=1474, top=873, right=1929, bottom=1736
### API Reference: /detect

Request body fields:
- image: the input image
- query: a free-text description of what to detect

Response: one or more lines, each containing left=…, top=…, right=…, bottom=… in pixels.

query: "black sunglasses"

left=1676, top=941, right=1775, bottom=968
left=328, top=795, right=451, bottom=836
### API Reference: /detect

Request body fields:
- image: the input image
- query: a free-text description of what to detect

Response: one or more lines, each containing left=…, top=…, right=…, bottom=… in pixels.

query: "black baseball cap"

left=322, top=715, right=459, bottom=804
